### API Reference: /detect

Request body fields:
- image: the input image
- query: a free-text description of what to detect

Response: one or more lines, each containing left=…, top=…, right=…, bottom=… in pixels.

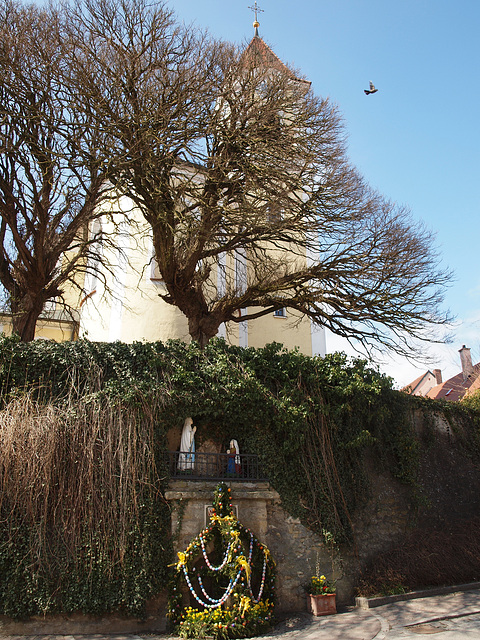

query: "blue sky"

left=172, top=0, right=479, bottom=386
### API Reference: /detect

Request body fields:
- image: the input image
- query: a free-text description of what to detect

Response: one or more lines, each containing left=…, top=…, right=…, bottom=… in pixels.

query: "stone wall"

left=0, top=595, right=168, bottom=636
left=414, top=410, right=480, bottom=525
left=342, top=408, right=480, bottom=595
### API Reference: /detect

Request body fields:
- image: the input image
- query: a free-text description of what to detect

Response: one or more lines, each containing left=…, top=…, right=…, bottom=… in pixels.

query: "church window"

left=150, top=256, right=163, bottom=282
left=83, top=220, right=103, bottom=296
left=267, top=204, right=283, bottom=223
left=149, top=237, right=164, bottom=284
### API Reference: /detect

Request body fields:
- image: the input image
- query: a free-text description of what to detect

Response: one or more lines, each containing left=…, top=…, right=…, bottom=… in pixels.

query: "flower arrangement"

left=176, top=600, right=274, bottom=639
left=306, top=574, right=336, bottom=595
left=168, top=482, right=276, bottom=639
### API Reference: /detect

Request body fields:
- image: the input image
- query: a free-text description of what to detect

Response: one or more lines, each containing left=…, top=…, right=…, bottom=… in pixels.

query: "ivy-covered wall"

left=0, top=335, right=478, bottom=619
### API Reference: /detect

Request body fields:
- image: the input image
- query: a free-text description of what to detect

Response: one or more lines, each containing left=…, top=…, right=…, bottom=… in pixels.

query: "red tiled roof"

left=426, top=362, right=480, bottom=402
left=240, top=36, right=311, bottom=86
left=465, top=373, right=480, bottom=397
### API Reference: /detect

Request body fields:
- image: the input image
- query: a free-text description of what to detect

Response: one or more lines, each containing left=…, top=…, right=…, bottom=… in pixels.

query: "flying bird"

left=364, top=81, right=378, bottom=95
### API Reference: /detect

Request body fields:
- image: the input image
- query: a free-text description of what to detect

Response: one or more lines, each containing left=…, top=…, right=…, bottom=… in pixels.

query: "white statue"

left=178, top=417, right=196, bottom=471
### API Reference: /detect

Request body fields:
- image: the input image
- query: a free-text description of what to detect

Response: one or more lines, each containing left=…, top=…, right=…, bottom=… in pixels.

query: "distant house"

left=402, top=346, right=480, bottom=402
left=402, top=369, right=443, bottom=397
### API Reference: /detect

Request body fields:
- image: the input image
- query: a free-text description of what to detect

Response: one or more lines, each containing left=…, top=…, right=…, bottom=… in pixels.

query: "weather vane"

left=248, top=1, right=264, bottom=35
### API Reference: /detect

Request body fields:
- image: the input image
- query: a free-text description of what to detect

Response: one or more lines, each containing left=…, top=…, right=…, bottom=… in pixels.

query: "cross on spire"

left=248, top=1, right=264, bottom=36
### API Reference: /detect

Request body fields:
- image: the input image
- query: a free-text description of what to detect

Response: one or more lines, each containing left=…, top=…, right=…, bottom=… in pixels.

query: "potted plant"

left=306, top=574, right=336, bottom=616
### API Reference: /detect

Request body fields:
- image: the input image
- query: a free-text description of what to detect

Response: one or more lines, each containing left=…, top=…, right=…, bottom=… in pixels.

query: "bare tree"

left=0, top=1, right=114, bottom=341
left=71, top=0, right=452, bottom=355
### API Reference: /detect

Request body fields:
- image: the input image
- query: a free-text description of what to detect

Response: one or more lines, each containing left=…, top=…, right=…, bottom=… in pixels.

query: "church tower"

left=72, top=7, right=327, bottom=357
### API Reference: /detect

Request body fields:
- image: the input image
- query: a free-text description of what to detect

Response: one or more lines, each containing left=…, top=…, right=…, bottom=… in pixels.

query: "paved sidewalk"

left=261, top=608, right=382, bottom=639
left=2, top=588, right=480, bottom=640
left=370, top=588, right=480, bottom=634
left=0, top=608, right=383, bottom=640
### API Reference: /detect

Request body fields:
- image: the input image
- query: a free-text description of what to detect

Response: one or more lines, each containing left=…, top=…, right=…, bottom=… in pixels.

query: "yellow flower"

left=176, top=552, right=187, bottom=569
left=239, top=595, right=252, bottom=616
left=236, top=555, right=251, bottom=581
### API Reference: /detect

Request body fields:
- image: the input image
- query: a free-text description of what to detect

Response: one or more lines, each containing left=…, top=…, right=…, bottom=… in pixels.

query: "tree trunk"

left=187, top=315, right=221, bottom=349
left=11, top=295, right=45, bottom=342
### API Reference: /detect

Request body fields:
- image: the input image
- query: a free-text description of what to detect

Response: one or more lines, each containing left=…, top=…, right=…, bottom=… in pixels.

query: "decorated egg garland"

left=168, top=482, right=276, bottom=638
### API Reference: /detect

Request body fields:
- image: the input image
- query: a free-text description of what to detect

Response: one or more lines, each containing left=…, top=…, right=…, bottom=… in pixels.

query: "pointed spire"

left=241, top=3, right=311, bottom=88
left=248, top=1, right=264, bottom=37
left=241, top=36, right=309, bottom=85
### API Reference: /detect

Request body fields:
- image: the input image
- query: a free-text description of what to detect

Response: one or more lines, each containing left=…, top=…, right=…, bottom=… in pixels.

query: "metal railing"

left=166, top=451, right=267, bottom=482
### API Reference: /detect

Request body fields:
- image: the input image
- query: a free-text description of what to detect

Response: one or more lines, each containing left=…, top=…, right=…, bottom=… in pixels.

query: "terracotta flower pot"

left=308, top=593, right=337, bottom=616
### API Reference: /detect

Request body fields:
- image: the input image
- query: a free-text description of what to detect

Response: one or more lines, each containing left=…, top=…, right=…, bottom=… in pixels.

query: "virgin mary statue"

left=178, top=417, right=196, bottom=471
